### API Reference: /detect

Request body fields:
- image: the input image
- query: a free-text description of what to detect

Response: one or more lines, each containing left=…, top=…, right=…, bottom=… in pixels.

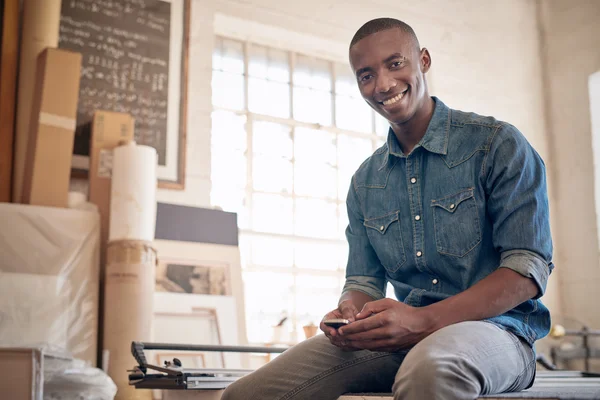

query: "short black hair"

left=350, top=18, right=420, bottom=51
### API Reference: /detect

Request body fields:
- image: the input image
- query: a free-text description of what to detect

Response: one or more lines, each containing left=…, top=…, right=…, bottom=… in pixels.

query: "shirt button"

left=449, top=204, right=455, bottom=209
left=415, top=215, right=421, bottom=221
left=380, top=225, right=384, bottom=231
left=416, top=251, right=422, bottom=257
left=410, top=177, right=417, bottom=184
left=432, top=278, right=438, bottom=285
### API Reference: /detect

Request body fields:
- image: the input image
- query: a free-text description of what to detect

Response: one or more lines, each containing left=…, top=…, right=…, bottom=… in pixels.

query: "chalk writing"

left=59, top=0, right=172, bottom=165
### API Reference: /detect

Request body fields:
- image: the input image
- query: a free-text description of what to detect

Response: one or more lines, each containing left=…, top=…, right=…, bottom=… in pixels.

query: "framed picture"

left=153, top=307, right=225, bottom=368
left=153, top=292, right=248, bottom=369
left=156, top=258, right=232, bottom=296
left=59, top=0, right=190, bottom=189
left=153, top=239, right=248, bottom=359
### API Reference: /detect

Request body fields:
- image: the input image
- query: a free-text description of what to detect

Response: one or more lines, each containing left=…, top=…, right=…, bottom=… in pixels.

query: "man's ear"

left=420, top=48, right=431, bottom=73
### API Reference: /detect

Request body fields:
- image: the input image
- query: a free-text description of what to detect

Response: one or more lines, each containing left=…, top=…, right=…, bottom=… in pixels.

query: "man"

left=222, top=17, right=553, bottom=400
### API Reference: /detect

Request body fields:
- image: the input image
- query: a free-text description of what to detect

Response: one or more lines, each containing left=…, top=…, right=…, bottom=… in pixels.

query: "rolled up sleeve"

left=499, top=250, right=552, bottom=299
left=340, top=177, right=387, bottom=301
left=485, top=124, right=554, bottom=299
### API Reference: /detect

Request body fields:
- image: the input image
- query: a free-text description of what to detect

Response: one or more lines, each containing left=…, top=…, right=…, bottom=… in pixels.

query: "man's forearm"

left=423, top=267, right=539, bottom=332
left=339, top=290, right=376, bottom=315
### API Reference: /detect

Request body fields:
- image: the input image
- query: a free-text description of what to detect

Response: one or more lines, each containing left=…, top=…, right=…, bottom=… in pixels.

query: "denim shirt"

left=342, top=97, right=554, bottom=347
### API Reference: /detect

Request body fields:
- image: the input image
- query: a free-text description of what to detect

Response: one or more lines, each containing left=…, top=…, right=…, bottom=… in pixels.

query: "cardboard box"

left=0, top=348, right=44, bottom=400
left=21, top=48, right=82, bottom=207
left=89, top=110, right=135, bottom=264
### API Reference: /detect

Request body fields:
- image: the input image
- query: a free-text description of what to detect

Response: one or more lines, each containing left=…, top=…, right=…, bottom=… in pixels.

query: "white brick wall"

left=160, top=0, right=600, bottom=331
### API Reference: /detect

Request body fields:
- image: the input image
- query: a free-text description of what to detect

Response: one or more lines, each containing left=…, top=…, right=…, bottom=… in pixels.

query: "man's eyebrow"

left=355, top=53, right=408, bottom=77
left=384, top=53, right=407, bottom=63
left=355, top=66, right=372, bottom=77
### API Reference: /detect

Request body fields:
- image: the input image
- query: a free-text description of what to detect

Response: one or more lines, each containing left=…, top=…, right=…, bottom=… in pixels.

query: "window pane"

left=211, top=147, right=246, bottom=189
left=238, top=234, right=251, bottom=268
left=244, top=271, right=294, bottom=314
left=268, top=48, right=290, bottom=83
left=338, top=168, right=352, bottom=202
left=339, top=241, right=349, bottom=271
left=248, top=78, right=290, bottom=118
left=210, top=185, right=248, bottom=229
left=211, top=110, right=246, bottom=151
left=212, top=71, right=244, bottom=110
left=248, top=44, right=267, bottom=79
left=294, top=55, right=331, bottom=90
left=250, top=235, right=294, bottom=267
left=295, top=292, right=339, bottom=318
left=375, top=113, right=390, bottom=138
left=295, top=241, right=341, bottom=271
left=294, top=127, right=336, bottom=165
left=293, top=87, right=332, bottom=126
left=338, top=204, right=349, bottom=240
left=295, top=161, right=336, bottom=198
left=249, top=44, right=289, bottom=83
left=252, top=193, right=293, bottom=234
left=253, top=121, right=292, bottom=159
left=338, top=134, right=373, bottom=172
left=214, top=37, right=244, bottom=74
left=334, top=63, right=360, bottom=97
left=296, top=274, right=340, bottom=291
left=294, top=198, right=337, bottom=239
left=335, top=95, right=372, bottom=133
left=253, top=155, right=293, bottom=194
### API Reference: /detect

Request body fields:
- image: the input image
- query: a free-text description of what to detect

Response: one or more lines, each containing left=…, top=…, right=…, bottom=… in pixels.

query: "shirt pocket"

left=431, top=188, right=482, bottom=257
left=363, top=211, right=407, bottom=273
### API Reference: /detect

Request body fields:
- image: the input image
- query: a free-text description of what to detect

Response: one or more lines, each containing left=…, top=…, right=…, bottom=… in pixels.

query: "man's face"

left=350, top=28, right=431, bottom=125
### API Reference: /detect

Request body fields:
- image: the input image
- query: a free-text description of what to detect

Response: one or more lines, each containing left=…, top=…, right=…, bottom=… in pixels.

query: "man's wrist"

left=418, top=304, right=446, bottom=335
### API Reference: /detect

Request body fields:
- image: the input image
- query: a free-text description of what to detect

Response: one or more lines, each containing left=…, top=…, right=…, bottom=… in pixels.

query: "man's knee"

left=221, top=379, right=246, bottom=400
left=393, top=345, right=481, bottom=397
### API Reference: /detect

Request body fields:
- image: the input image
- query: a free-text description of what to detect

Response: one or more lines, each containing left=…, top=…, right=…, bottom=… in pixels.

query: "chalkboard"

left=59, top=0, right=189, bottom=189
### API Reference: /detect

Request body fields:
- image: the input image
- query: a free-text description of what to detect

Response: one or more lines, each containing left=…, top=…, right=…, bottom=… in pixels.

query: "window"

left=211, top=36, right=389, bottom=344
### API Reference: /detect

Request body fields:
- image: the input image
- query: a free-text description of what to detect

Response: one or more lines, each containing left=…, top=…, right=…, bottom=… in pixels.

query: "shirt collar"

left=382, top=96, right=450, bottom=166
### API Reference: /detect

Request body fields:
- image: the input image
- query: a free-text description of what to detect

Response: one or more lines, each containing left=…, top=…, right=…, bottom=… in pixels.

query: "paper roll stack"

left=109, top=141, right=158, bottom=242
left=103, top=141, right=157, bottom=400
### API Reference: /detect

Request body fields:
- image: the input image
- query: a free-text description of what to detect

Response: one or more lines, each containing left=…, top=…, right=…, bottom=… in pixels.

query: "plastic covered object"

left=44, top=356, right=117, bottom=400
left=0, top=203, right=101, bottom=366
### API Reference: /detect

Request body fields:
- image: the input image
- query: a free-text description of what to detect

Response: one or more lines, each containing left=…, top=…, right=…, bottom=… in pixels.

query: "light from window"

left=211, top=36, right=390, bottom=344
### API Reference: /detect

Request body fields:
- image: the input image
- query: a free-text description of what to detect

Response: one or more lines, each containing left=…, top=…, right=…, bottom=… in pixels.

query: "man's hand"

left=337, top=298, right=436, bottom=352
left=319, top=299, right=361, bottom=351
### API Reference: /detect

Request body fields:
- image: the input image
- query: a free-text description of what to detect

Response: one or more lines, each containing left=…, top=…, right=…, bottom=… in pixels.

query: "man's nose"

left=375, top=73, right=397, bottom=93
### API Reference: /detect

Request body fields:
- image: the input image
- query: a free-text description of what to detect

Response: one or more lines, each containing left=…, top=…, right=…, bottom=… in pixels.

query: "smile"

left=380, top=88, right=408, bottom=106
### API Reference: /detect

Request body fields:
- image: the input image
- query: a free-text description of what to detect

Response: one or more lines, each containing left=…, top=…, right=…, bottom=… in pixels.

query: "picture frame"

left=59, top=0, right=190, bottom=189
left=156, top=257, right=232, bottom=296
left=153, top=307, right=225, bottom=368
left=152, top=239, right=248, bottom=362
left=153, top=292, right=248, bottom=369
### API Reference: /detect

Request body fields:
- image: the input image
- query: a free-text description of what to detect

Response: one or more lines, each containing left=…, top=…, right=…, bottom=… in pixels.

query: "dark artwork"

left=58, top=0, right=171, bottom=165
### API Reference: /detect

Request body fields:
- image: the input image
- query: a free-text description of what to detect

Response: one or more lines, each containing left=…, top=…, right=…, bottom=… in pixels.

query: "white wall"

left=158, top=0, right=600, bottom=332
left=538, top=0, right=600, bottom=361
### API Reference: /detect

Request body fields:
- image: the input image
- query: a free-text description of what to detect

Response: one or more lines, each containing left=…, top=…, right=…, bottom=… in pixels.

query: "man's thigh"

left=394, top=321, right=536, bottom=398
left=222, top=334, right=406, bottom=400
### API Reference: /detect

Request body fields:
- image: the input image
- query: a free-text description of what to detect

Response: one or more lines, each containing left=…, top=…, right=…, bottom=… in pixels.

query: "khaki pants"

left=221, top=321, right=536, bottom=400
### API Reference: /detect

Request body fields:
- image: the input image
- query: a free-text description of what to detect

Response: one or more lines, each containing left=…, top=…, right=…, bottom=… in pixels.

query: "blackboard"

left=59, top=0, right=189, bottom=189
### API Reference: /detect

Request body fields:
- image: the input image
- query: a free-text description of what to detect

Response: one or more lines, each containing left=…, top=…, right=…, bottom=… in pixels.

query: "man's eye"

left=360, top=74, right=373, bottom=82
left=391, top=61, right=402, bottom=68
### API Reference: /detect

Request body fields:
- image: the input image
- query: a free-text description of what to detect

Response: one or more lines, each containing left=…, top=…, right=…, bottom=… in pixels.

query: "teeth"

left=382, top=91, right=406, bottom=106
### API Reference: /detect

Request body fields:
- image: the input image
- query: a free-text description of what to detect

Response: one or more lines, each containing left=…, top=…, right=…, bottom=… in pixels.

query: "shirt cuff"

left=499, top=249, right=551, bottom=299
left=341, top=275, right=386, bottom=303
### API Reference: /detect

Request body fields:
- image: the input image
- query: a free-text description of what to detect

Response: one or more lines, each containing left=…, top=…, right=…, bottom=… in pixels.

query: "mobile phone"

left=323, top=318, right=350, bottom=329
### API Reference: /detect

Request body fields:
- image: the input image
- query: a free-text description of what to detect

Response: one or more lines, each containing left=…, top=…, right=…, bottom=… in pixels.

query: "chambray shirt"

left=342, top=97, right=554, bottom=347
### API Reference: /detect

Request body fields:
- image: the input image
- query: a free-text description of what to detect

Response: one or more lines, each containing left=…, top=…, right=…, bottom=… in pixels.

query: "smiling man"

left=221, top=18, right=554, bottom=400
